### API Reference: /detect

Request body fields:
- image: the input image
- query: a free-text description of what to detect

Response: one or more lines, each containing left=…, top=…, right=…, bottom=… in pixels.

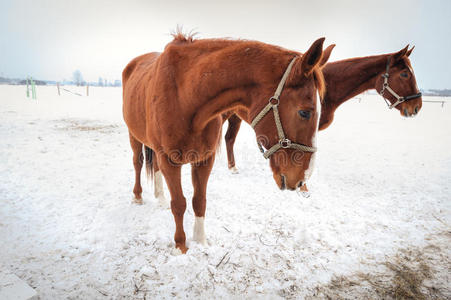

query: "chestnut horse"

left=223, top=45, right=423, bottom=186
left=123, top=34, right=332, bottom=253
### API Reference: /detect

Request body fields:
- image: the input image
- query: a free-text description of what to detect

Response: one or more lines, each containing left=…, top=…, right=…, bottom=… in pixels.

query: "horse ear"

left=406, top=45, right=415, bottom=57
left=392, top=45, right=409, bottom=62
left=301, top=37, right=325, bottom=75
left=318, top=44, right=335, bottom=67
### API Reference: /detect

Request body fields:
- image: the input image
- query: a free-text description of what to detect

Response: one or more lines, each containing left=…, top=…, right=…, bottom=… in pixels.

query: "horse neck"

left=322, top=54, right=389, bottom=110
left=191, top=48, right=294, bottom=132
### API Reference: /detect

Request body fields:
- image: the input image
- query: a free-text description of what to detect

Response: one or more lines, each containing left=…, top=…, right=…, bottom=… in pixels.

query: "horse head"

left=375, top=45, right=422, bottom=116
left=251, top=38, right=333, bottom=191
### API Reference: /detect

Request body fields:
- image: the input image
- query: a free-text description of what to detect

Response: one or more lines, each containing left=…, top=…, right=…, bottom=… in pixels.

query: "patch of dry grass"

left=54, top=119, right=119, bottom=133
left=312, top=232, right=450, bottom=299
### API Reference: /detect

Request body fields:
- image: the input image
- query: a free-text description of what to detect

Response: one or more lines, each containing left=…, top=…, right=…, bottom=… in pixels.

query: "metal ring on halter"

left=269, top=97, right=279, bottom=106
left=279, top=138, right=292, bottom=148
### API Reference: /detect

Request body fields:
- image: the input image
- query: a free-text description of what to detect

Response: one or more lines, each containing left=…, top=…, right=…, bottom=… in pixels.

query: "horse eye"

left=400, top=72, right=409, bottom=78
left=298, top=110, right=311, bottom=120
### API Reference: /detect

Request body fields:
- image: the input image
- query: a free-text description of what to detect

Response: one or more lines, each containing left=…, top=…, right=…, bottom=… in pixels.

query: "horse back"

left=122, top=52, right=161, bottom=91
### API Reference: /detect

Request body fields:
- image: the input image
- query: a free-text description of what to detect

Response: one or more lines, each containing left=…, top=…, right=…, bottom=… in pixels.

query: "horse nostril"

left=281, top=175, right=286, bottom=190
left=297, top=181, right=303, bottom=188
left=414, top=106, right=418, bottom=114
left=404, top=108, right=408, bottom=117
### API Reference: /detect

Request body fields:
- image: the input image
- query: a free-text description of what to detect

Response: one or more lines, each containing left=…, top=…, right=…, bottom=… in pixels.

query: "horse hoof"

left=132, top=197, right=143, bottom=205
left=193, top=237, right=208, bottom=246
left=172, top=245, right=188, bottom=255
left=171, top=248, right=183, bottom=256
left=229, top=166, right=239, bottom=174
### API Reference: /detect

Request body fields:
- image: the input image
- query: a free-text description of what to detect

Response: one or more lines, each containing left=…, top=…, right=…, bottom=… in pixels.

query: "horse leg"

left=191, top=154, right=215, bottom=246
left=129, top=133, right=144, bottom=204
left=158, top=154, right=188, bottom=253
left=152, top=157, right=169, bottom=208
left=225, top=114, right=242, bottom=174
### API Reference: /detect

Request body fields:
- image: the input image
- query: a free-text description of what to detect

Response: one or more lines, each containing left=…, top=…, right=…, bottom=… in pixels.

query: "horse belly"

left=123, top=95, right=149, bottom=142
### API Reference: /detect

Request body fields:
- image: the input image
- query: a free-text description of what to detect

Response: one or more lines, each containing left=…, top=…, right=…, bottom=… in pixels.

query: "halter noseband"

left=251, top=57, right=317, bottom=159
left=379, top=57, right=422, bottom=109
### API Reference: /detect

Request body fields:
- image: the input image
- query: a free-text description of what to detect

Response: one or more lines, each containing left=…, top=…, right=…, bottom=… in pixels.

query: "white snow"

left=0, top=85, right=450, bottom=298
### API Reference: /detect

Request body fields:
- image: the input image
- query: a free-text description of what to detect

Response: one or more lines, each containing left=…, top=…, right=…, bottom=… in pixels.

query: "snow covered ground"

left=0, top=85, right=450, bottom=299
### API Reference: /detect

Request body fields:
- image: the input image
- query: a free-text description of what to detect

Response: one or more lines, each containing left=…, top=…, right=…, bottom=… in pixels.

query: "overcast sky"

left=1, top=0, right=450, bottom=89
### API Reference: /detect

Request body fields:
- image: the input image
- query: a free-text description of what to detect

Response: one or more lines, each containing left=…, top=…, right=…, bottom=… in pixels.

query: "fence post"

left=26, top=77, right=30, bottom=98
left=57, top=82, right=60, bottom=96
left=87, top=83, right=89, bottom=96
left=31, top=77, right=36, bottom=100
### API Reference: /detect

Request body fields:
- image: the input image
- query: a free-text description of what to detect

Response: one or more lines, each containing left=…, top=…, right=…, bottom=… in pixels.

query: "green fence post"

left=31, top=77, right=36, bottom=100
left=26, top=77, right=30, bottom=98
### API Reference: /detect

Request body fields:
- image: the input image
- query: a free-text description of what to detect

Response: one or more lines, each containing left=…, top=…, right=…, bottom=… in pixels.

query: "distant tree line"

left=72, top=70, right=121, bottom=87
left=97, top=76, right=121, bottom=87
left=422, top=89, right=451, bottom=97
left=0, top=77, right=48, bottom=85
left=0, top=72, right=122, bottom=87
left=19, top=79, right=47, bottom=85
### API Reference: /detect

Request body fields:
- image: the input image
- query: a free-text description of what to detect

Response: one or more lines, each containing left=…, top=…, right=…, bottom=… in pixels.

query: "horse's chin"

left=274, top=174, right=302, bottom=191
left=399, top=106, right=420, bottom=118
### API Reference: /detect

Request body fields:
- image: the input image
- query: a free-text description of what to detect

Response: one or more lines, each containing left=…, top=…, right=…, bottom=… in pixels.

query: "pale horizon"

left=1, top=0, right=450, bottom=89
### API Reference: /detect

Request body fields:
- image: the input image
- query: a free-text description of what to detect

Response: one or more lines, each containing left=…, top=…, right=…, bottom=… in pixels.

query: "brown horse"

left=123, top=33, right=332, bottom=253
left=223, top=45, right=423, bottom=184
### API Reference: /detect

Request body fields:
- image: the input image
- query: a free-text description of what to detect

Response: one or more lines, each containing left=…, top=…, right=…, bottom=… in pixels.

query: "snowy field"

left=0, top=85, right=450, bottom=299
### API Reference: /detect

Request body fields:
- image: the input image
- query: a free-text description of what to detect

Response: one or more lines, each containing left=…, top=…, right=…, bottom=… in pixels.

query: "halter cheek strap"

left=251, top=57, right=317, bottom=159
left=380, top=57, right=422, bottom=109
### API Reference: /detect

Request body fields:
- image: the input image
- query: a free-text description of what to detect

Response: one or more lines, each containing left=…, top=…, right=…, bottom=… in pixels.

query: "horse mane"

left=170, top=26, right=197, bottom=43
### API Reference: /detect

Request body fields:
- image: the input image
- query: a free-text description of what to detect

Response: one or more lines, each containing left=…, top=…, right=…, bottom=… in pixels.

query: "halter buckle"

left=269, top=97, right=279, bottom=106
left=279, top=138, right=292, bottom=148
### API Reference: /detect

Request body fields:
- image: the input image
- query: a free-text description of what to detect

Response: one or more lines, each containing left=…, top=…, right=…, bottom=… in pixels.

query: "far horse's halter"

left=380, top=57, right=422, bottom=109
left=251, top=57, right=317, bottom=159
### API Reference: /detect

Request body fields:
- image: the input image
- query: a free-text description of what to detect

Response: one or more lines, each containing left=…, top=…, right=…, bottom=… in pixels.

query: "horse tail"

left=144, top=145, right=154, bottom=180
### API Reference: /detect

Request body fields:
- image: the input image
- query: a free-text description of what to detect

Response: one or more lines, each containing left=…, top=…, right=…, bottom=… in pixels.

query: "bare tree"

left=72, top=70, right=83, bottom=86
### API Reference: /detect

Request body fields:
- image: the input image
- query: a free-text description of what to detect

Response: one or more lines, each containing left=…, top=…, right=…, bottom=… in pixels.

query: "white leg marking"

left=154, top=171, right=169, bottom=208
left=193, top=216, right=207, bottom=246
left=229, top=166, right=239, bottom=174
left=132, top=196, right=143, bottom=205
left=171, top=247, right=183, bottom=256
